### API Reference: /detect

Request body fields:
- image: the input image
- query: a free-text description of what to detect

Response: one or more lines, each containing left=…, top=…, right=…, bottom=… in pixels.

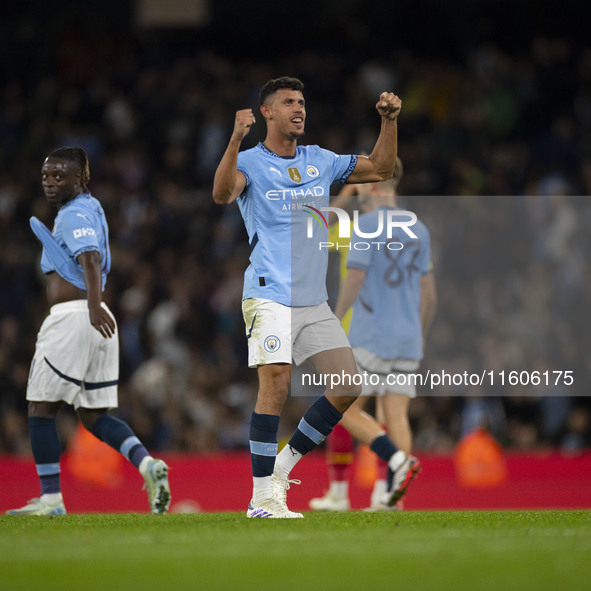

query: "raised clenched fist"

left=376, top=92, right=402, bottom=121
left=232, top=109, right=256, bottom=141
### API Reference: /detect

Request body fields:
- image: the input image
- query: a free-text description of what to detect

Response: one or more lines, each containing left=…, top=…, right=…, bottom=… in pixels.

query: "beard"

left=288, top=129, right=305, bottom=141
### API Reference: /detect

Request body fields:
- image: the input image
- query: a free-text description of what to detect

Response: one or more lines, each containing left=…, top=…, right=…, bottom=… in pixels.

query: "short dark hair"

left=259, top=76, right=304, bottom=107
left=47, top=146, right=90, bottom=192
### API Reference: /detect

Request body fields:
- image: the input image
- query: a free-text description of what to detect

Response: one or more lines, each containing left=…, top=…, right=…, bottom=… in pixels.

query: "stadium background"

left=0, top=0, right=590, bottom=508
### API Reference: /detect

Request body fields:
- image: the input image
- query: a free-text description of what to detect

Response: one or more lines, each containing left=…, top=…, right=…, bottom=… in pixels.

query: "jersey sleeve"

left=334, top=154, right=357, bottom=185
left=332, top=153, right=357, bottom=184
left=60, top=209, right=100, bottom=259
left=236, top=151, right=251, bottom=194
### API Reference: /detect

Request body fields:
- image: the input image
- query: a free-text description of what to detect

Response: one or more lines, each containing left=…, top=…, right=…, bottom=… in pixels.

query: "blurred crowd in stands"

left=1, top=18, right=590, bottom=457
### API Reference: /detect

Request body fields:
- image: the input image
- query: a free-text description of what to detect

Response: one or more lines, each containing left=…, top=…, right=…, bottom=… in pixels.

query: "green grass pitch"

left=1, top=510, right=590, bottom=591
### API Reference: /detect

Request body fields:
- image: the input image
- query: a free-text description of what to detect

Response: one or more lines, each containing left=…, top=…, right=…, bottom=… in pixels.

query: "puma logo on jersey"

left=269, top=166, right=283, bottom=177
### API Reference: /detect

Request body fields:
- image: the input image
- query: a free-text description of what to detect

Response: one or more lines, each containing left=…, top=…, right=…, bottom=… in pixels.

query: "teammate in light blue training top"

left=346, top=190, right=432, bottom=361
left=6, top=147, right=171, bottom=516
left=213, top=76, right=416, bottom=518
left=34, top=189, right=111, bottom=291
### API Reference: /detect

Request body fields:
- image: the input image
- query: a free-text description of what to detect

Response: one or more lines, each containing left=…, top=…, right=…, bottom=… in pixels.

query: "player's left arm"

left=334, top=267, right=366, bottom=322
left=78, top=250, right=116, bottom=339
left=346, top=92, right=402, bottom=184
left=419, top=271, right=437, bottom=344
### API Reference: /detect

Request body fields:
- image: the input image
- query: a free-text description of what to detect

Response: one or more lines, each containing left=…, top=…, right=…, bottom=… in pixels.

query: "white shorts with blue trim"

left=352, top=347, right=420, bottom=397
left=27, top=300, right=119, bottom=409
left=242, top=298, right=351, bottom=368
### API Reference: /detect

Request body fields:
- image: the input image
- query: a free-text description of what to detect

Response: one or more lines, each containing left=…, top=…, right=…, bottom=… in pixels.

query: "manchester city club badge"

left=263, top=335, right=281, bottom=353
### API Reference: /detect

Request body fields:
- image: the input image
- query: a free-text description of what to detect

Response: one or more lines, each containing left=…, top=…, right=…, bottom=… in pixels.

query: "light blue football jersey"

left=32, top=193, right=111, bottom=291
left=237, top=143, right=356, bottom=306
left=346, top=206, right=431, bottom=360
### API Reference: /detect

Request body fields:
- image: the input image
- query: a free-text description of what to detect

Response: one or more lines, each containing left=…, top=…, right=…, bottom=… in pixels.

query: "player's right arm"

left=334, top=267, right=366, bottom=322
left=212, top=109, right=255, bottom=204
left=419, top=271, right=437, bottom=344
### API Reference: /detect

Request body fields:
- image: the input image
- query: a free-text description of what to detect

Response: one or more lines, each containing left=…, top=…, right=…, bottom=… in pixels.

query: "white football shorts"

left=27, top=300, right=119, bottom=409
left=242, top=298, right=351, bottom=368
left=352, top=347, right=420, bottom=397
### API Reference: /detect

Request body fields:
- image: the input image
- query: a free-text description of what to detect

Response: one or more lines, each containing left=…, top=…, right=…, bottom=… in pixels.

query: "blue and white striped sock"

left=91, top=414, right=150, bottom=469
left=275, top=397, right=342, bottom=478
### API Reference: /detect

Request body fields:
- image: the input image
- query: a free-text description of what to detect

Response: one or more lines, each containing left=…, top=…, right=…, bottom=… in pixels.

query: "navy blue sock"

left=91, top=414, right=150, bottom=469
left=370, top=434, right=398, bottom=463
left=370, top=435, right=399, bottom=491
left=250, top=412, right=280, bottom=477
left=288, top=397, right=343, bottom=456
left=29, top=417, right=61, bottom=495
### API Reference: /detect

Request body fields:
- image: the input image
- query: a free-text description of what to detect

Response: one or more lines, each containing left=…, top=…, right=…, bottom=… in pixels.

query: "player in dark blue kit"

left=213, top=77, right=415, bottom=517
left=6, top=147, right=170, bottom=516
